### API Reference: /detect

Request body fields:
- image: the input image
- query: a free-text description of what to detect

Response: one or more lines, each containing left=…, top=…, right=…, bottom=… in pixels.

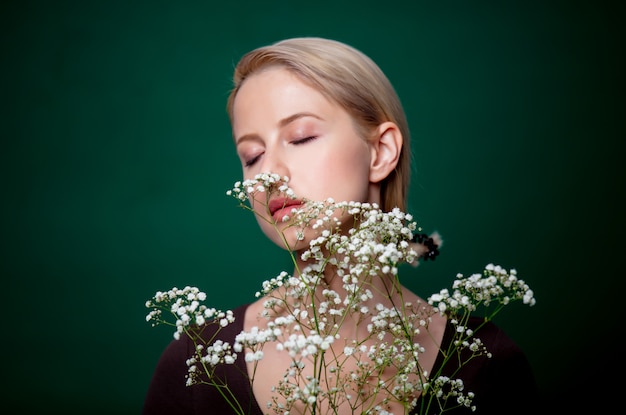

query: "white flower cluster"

left=185, top=340, right=237, bottom=386
left=226, top=172, right=295, bottom=202
left=427, top=264, right=536, bottom=314
left=145, top=286, right=234, bottom=340
left=145, top=172, right=537, bottom=415
left=425, top=376, right=476, bottom=412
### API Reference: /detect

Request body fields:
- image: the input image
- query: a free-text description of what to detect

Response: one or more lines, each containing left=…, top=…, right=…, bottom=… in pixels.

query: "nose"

left=250, top=145, right=290, bottom=213
left=259, top=145, right=289, bottom=179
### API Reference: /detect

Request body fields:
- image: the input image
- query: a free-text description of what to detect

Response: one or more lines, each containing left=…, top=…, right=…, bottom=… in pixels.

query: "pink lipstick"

left=268, top=197, right=303, bottom=222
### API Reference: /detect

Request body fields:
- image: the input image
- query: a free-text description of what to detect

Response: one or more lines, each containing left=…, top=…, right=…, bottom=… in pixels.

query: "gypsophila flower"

left=146, top=172, right=536, bottom=415
left=427, top=264, right=536, bottom=315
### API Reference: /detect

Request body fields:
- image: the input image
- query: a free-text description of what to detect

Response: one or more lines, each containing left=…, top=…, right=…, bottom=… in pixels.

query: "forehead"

left=231, top=67, right=338, bottom=129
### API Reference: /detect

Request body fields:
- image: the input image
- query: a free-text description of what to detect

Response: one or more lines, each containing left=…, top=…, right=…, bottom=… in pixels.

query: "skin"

left=232, top=66, right=401, bottom=251
left=230, top=66, right=446, bottom=414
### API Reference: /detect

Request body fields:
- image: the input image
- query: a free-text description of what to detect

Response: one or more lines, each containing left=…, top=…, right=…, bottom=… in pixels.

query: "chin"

left=259, top=225, right=309, bottom=252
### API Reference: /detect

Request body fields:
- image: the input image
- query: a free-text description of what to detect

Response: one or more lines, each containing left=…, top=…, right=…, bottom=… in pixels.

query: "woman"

left=143, top=37, right=537, bottom=415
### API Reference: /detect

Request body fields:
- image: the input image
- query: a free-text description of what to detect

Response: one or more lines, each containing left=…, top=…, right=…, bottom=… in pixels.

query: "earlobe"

left=369, top=122, right=402, bottom=183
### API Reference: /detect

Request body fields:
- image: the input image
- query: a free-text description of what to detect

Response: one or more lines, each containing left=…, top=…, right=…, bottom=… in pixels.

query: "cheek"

left=298, top=147, right=371, bottom=202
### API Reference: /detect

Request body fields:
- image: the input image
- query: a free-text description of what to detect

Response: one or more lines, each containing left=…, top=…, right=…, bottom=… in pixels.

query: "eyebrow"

left=235, top=112, right=323, bottom=145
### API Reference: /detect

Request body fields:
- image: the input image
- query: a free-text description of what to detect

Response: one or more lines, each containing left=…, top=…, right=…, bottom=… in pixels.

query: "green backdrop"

left=2, top=0, right=623, bottom=413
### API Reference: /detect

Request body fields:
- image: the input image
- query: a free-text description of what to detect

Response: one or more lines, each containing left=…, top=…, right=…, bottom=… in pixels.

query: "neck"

left=285, top=254, right=426, bottom=340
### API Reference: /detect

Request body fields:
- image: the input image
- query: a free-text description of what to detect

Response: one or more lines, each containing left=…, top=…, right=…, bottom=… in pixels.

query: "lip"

left=268, top=197, right=303, bottom=221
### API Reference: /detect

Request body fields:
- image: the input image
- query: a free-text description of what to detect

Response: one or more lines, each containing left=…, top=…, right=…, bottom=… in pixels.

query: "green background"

left=2, top=0, right=623, bottom=413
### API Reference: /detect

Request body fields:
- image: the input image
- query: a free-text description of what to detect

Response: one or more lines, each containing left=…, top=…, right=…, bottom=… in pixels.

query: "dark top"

left=143, top=304, right=538, bottom=415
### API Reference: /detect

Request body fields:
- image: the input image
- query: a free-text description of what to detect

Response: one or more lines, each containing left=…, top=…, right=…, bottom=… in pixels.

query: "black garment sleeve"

left=431, top=318, right=539, bottom=415
left=142, top=304, right=264, bottom=415
left=142, top=334, right=195, bottom=415
left=466, top=323, right=539, bottom=415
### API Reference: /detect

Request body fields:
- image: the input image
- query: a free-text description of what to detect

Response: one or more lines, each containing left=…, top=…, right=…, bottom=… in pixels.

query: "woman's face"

left=232, top=67, right=378, bottom=249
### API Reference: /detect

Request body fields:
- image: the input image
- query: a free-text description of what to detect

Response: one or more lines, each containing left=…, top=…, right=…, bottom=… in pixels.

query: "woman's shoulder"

left=142, top=302, right=255, bottom=415
left=437, top=315, right=538, bottom=414
left=440, top=315, right=531, bottom=368
left=152, top=302, right=251, bottom=366
left=168, top=302, right=250, bottom=344
left=460, top=316, right=527, bottom=357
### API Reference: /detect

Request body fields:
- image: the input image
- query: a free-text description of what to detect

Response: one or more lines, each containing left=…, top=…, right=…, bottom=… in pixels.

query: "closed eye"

left=244, top=153, right=263, bottom=167
left=293, top=136, right=317, bottom=145
left=243, top=136, right=316, bottom=167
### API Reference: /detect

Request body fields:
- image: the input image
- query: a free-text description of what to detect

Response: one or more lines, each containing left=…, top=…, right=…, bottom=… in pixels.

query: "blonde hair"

left=227, top=37, right=411, bottom=212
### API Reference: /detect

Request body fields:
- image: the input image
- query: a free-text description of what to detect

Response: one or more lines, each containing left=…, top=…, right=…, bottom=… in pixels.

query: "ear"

left=369, top=122, right=402, bottom=183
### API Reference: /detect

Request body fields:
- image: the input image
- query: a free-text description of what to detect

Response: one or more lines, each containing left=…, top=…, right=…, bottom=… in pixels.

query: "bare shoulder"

left=242, top=296, right=269, bottom=330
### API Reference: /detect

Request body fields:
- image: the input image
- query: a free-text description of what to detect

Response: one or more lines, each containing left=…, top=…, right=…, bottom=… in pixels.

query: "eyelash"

left=244, top=136, right=318, bottom=167
left=244, top=155, right=261, bottom=167
left=293, top=136, right=317, bottom=145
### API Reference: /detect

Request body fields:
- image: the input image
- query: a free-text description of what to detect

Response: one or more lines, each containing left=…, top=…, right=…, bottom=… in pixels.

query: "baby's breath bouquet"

left=145, top=173, right=535, bottom=415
